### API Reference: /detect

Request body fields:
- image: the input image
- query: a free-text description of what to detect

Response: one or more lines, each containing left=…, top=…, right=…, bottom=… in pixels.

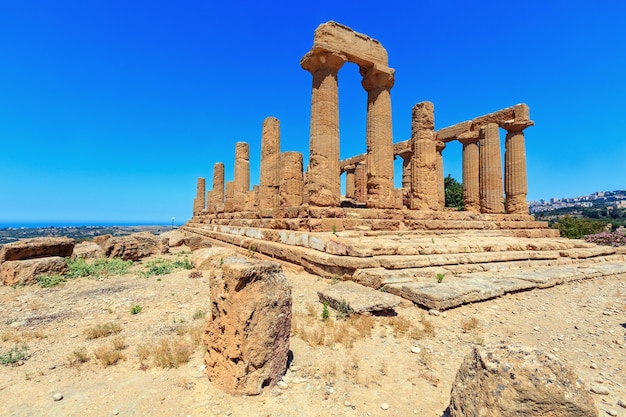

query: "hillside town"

left=529, top=189, right=626, bottom=213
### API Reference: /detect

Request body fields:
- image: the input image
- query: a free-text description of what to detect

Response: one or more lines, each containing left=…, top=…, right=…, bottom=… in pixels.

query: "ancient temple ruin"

left=190, top=21, right=537, bottom=229
left=184, top=22, right=626, bottom=310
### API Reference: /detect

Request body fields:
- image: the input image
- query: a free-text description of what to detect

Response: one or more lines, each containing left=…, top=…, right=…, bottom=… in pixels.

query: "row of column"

left=199, top=118, right=306, bottom=215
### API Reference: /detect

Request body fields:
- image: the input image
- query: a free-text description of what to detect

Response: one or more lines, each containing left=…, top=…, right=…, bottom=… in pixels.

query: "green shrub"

left=0, top=345, right=28, bottom=365
left=142, top=258, right=192, bottom=277
left=131, top=305, right=143, bottom=315
left=66, top=257, right=132, bottom=279
left=321, top=302, right=330, bottom=321
left=36, top=274, right=66, bottom=288
left=551, top=216, right=606, bottom=239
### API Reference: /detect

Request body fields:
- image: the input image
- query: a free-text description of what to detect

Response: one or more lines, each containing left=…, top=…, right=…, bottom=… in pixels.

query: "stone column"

left=503, top=121, right=533, bottom=214
left=212, top=162, right=225, bottom=213
left=355, top=163, right=367, bottom=204
left=344, top=165, right=356, bottom=200
left=436, top=140, right=446, bottom=210
left=479, top=123, right=504, bottom=214
left=458, top=133, right=480, bottom=213
left=193, top=177, right=206, bottom=216
left=224, top=181, right=235, bottom=213
left=259, top=117, right=280, bottom=211
left=301, top=50, right=346, bottom=207
left=410, top=102, right=438, bottom=210
left=361, top=65, right=396, bottom=208
left=234, top=142, right=250, bottom=211
left=279, top=151, right=303, bottom=207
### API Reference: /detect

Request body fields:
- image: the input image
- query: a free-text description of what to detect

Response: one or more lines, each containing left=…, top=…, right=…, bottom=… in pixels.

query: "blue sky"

left=1, top=0, right=625, bottom=225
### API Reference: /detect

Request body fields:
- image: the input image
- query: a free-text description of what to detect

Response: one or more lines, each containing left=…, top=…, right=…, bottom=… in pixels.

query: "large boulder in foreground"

left=449, top=344, right=598, bottom=417
left=95, top=232, right=168, bottom=261
left=0, top=237, right=74, bottom=263
left=203, top=257, right=292, bottom=395
left=1, top=257, right=68, bottom=286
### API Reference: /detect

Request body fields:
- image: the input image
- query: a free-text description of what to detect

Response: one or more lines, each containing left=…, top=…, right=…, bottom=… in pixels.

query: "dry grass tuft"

left=461, top=317, right=480, bottom=332
left=111, top=336, right=128, bottom=351
left=85, top=322, right=122, bottom=339
left=153, top=338, right=193, bottom=369
left=67, top=348, right=90, bottom=367
left=94, top=345, right=125, bottom=367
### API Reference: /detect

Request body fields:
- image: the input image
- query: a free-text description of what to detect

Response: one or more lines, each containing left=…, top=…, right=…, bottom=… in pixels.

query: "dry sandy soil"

left=1, top=246, right=625, bottom=417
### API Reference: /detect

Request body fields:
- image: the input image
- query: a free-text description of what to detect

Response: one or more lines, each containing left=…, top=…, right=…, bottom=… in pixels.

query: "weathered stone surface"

left=259, top=117, right=281, bottom=210
left=279, top=151, right=303, bottom=207
left=191, top=247, right=235, bottom=270
left=317, top=281, right=402, bottom=314
left=479, top=123, right=504, bottom=214
left=184, top=235, right=211, bottom=251
left=0, top=237, right=75, bottom=263
left=159, top=229, right=189, bottom=247
left=1, top=256, right=67, bottom=286
left=193, top=177, right=206, bottom=216
left=449, top=344, right=598, bottom=417
left=71, top=241, right=104, bottom=260
left=203, top=257, right=292, bottom=395
left=410, top=101, right=438, bottom=210
left=96, top=232, right=168, bottom=261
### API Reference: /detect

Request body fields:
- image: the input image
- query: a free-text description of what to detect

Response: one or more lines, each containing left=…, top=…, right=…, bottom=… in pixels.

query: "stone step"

left=383, top=262, right=626, bottom=310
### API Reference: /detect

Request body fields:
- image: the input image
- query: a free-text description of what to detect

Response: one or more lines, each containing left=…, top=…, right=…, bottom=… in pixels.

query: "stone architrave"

left=279, top=151, right=304, bottom=207
left=259, top=117, right=281, bottom=210
left=211, top=162, right=225, bottom=213
left=449, top=345, right=598, bottom=417
left=361, top=65, right=396, bottom=208
left=479, top=123, right=504, bottom=214
left=503, top=120, right=533, bottom=214
left=204, top=257, right=292, bottom=395
left=301, top=50, right=346, bottom=207
left=410, top=101, right=438, bottom=210
left=234, top=142, right=250, bottom=211
left=435, top=140, right=445, bottom=209
left=193, top=177, right=206, bottom=216
left=355, top=163, right=367, bottom=204
left=344, top=164, right=356, bottom=200
left=458, top=132, right=480, bottom=213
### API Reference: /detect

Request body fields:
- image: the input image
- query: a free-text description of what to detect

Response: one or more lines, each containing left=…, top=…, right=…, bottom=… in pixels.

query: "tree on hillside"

left=444, top=174, right=464, bottom=210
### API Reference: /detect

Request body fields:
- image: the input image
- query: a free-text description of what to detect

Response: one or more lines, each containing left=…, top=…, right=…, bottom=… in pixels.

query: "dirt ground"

left=1, top=246, right=625, bottom=417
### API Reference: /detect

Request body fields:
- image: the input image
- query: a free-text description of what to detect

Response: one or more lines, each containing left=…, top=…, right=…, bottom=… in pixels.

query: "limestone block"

left=191, top=247, right=235, bottom=270
left=0, top=237, right=75, bottom=263
left=203, top=257, right=292, bottom=395
left=96, top=232, right=168, bottom=261
left=279, top=151, right=303, bottom=207
left=449, top=345, right=598, bottom=417
left=317, top=281, right=402, bottom=314
left=71, top=241, right=104, bottom=260
left=310, top=21, right=388, bottom=67
left=1, top=256, right=68, bottom=286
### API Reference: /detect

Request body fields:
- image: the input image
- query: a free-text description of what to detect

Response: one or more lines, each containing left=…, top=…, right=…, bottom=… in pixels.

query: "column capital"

left=360, top=64, right=395, bottom=91
left=502, top=119, right=534, bottom=133
left=300, top=49, right=346, bottom=74
left=342, top=164, right=357, bottom=173
left=436, top=140, right=446, bottom=152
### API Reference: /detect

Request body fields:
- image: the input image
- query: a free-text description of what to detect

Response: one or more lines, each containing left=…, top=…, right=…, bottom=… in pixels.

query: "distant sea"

left=0, top=221, right=181, bottom=229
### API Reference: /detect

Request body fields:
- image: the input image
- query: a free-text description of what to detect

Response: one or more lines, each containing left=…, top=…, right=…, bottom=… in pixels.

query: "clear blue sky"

left=1, top=0, right=625, bottom=225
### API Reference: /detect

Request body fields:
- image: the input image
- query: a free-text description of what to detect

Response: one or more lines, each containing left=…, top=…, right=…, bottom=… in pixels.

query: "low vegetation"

left=0, top=344, right=29, bottom=365
left=584, top=231, right=626, bottom=247
left=141, top=257, right=192, bottom=277
left=84, top=322, right=122, bottom=340
left=66, top=257, right=133, bottom=279
left=551, top=216, right=606, bottom=239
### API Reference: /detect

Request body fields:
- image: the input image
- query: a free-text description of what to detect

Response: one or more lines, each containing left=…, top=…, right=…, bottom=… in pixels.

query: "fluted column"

left=503, top=120, right=533, bottom=214
left=458, top=132, right=480, bottom=213
left=279, top=151, right=303, bottom=207
left=436, top=140, right=445, bottom=210
left=193, top=177, right=205, bottom=216
left=259, top=117, right=281, bottom=211
left=224, top=181, right=235, bottom=213
left=355, top=163, right=367, bottom=204
left=410, top=101, right=438, bottom=210
left=301, top=50, right=346, bottom=207
left=211, top=162, right=225, bottom=213
left=344, top=165, right=357, bottom=200
left=361, top=65, right=396, bottom=208
left=234, top=142, right=250, bottom=211
left=479, top=123, right=504, bottom=213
